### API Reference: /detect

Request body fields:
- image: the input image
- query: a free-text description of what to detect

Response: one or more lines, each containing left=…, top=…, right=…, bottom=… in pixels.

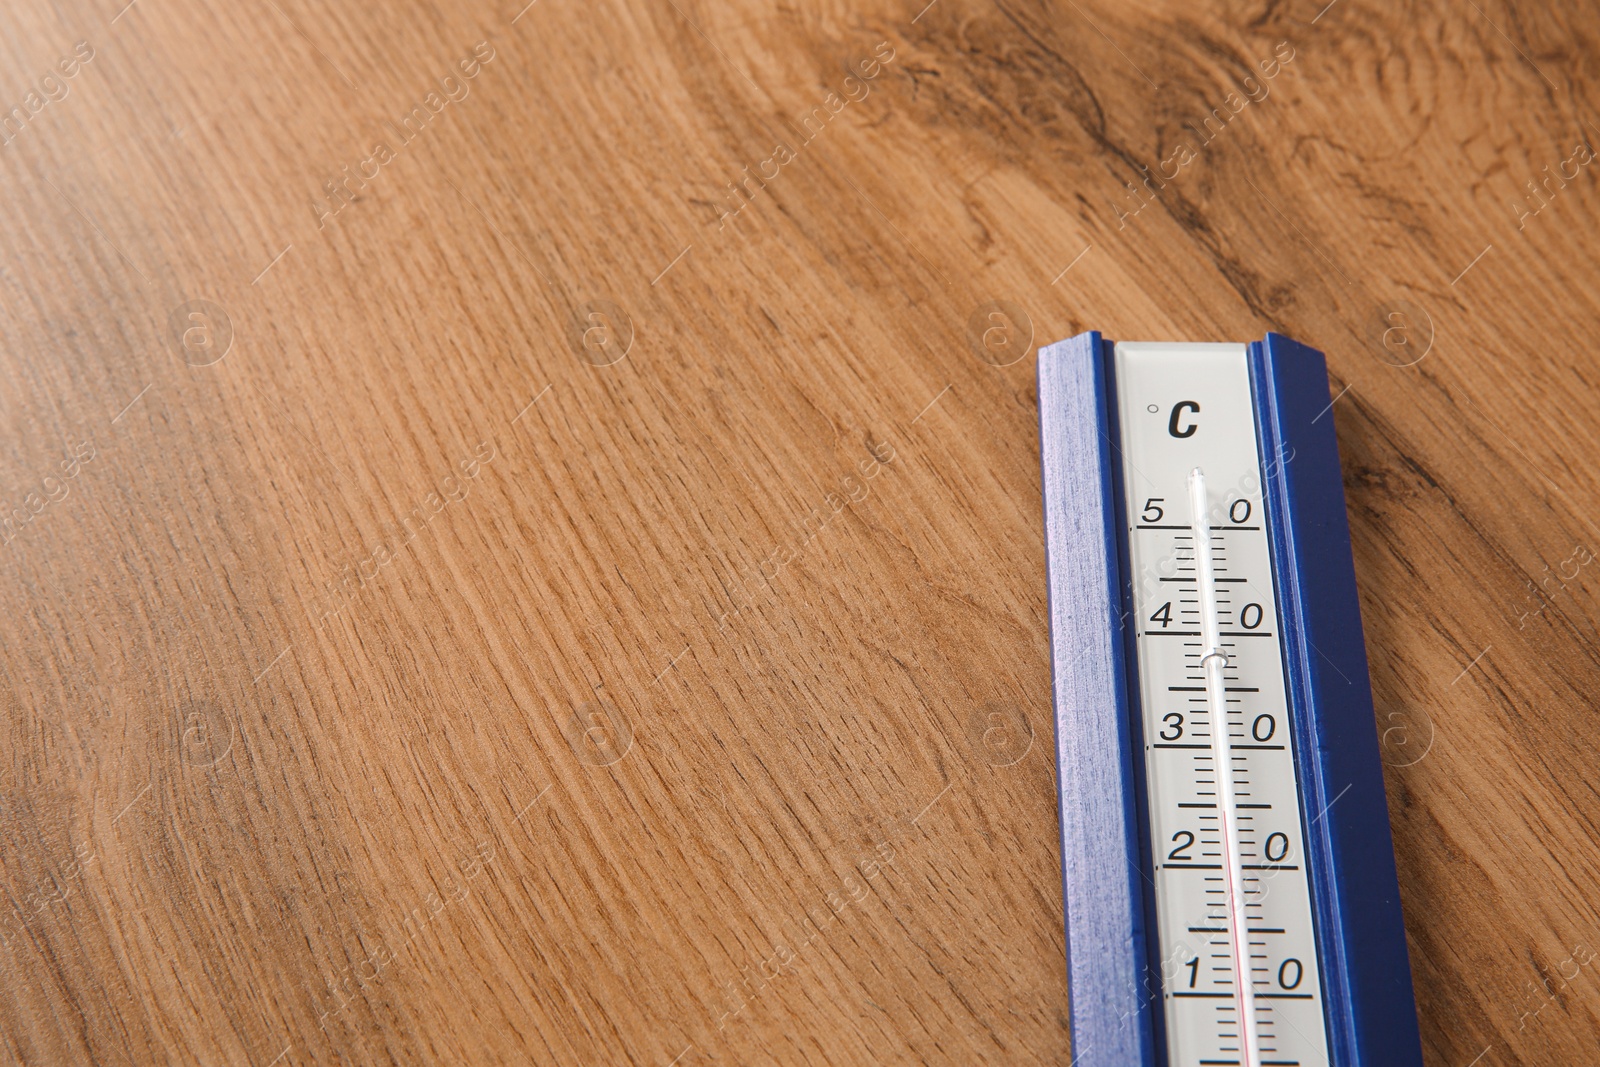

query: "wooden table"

left=3, top=0, right=1597, bottom=1062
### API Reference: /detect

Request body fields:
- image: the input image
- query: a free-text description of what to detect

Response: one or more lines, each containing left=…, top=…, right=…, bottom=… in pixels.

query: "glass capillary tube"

left=1188, top=467, right=1260, bottom=1067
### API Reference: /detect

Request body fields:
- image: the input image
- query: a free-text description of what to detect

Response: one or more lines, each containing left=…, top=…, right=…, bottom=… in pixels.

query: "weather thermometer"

left=1038, top=333, right=1422, bottom=1067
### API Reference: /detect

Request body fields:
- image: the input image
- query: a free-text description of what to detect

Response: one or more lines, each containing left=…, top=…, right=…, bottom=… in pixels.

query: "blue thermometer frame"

left=1037, top=331, right=1422, bottom=1067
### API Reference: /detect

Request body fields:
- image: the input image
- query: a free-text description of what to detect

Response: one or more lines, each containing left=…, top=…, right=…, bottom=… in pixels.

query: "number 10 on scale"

left=1038, top=335, right=1423, bottom=1067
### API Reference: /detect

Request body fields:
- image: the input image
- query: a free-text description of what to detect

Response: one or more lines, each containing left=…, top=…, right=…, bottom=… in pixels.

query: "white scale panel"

left=1114, top=343, right=1330, bottom=1067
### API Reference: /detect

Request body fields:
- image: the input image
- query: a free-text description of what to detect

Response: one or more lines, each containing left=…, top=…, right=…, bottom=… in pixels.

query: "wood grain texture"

left=1, top=0, right=1598, bottom=1063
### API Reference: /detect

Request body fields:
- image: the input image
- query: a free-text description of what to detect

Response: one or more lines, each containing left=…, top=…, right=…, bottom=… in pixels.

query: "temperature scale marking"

left=1115, top=344, right=1324, bottom=1067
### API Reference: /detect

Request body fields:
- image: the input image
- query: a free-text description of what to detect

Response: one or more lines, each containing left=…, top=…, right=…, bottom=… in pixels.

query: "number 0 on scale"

left=1038, top=334, right=1423, bottom=1066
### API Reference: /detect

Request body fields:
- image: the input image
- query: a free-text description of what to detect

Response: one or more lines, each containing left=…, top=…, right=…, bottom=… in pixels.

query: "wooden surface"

left=3, top=0, right=1599, bottom=1063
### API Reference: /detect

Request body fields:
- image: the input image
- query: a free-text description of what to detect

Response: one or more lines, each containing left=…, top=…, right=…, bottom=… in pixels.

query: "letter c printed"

left=1168, top=400, right=1200, bottom=438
